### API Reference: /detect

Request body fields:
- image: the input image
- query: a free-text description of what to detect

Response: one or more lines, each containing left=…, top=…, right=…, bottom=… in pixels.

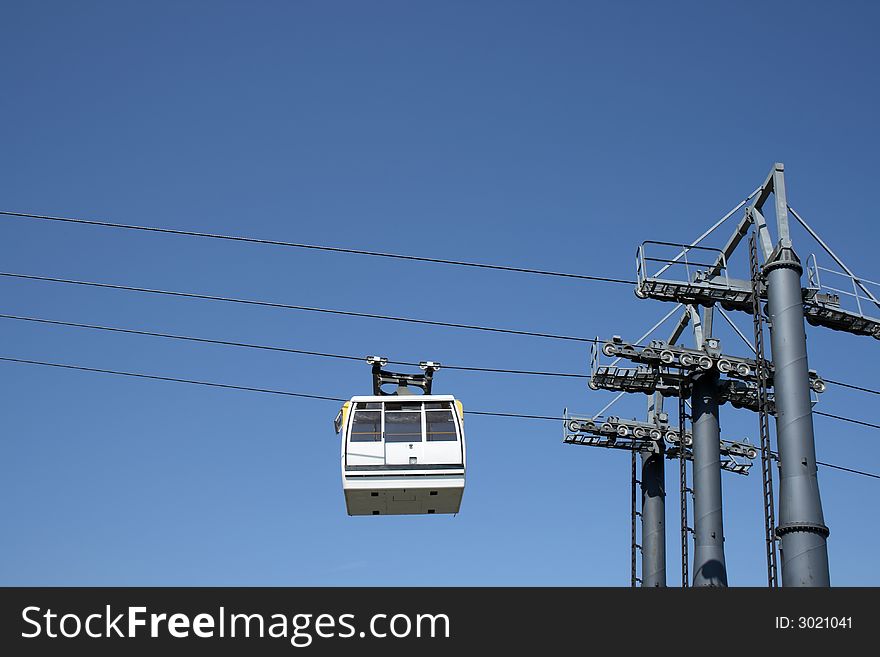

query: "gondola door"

left=346, top=402, right=384, bottom=467
left=422, top=400, right=464, bottom=466
left=383, top=401, right=424, bottom=467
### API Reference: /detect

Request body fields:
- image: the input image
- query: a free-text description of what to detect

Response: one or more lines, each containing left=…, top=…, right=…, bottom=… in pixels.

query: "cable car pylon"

left=567, top=163, right=858, bottom=587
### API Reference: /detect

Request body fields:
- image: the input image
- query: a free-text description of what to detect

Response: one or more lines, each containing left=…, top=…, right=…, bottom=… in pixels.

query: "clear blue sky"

left=1, top=1, right=878, bottom=586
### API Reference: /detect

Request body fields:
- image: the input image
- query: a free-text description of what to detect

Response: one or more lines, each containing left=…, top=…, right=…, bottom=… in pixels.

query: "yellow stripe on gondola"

left=342, top=401, right=351, bottom=429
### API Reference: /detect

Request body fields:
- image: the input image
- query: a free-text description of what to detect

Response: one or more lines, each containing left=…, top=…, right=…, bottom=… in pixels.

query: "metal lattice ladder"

left=750, top=233, right=779, bottom=588
left=678, top=388, right=692, bottom=588
left=631, top=450, right=642, bottom=587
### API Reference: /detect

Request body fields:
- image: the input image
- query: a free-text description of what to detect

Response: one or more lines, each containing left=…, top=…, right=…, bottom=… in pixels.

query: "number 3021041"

left=776, top=617, right=852, bottom=629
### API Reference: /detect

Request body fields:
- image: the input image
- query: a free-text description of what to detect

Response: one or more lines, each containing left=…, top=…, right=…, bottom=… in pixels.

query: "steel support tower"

left=640, top=393, right=666, bottom=587
left=690, top=368, right=727, bottom=586
left=760, top=167, right=830, bottom=585
left=633, top=163, right=843, bottom=586
left=572, top=331, right=759, bottom=586
left=573, top=161, right=869, bottom=586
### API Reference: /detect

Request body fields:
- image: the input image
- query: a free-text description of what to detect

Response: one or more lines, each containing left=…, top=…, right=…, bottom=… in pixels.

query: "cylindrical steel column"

left=640, top=445, right=666, bottom=587
left=765, top=246, right=830, bottom=586
left=691, top=370, right=727, bottom=587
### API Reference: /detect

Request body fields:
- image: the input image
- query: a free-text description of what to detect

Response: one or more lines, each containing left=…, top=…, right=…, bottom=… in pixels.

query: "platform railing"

left=636, top=240, right=731, bottom=288
left=807, top=253, right=880, bottom=318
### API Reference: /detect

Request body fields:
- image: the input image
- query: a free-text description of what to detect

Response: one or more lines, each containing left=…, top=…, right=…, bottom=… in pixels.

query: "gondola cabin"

left=335, top=395, right=466, bottom=516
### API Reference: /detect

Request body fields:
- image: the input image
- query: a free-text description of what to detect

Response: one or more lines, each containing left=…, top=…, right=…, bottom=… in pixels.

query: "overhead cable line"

left=0, top=271, right=594, bottom=343
left=0, top=210, right=635, bottom=285
left=815, top=461, right=880, bottom=481
left=0, top=355, right=872, bottom=430
left=0, top=356, right=348, bottom=402
left=1, top=354, right=876, bottom=480
left=459, top=410, right=567, bottom=421
left=824, top=379, right=880, bottom=396
left=813, top=410, right=880, bottom=431
left=0, top=312, right=589, bottom=378
left=0, top=355, right=564, bottom=420
left=1, top=312, right=875, bottom=393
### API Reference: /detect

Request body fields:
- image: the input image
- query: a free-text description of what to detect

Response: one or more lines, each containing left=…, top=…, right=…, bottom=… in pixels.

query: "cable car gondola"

left=334, top=356, right=466, bottom=516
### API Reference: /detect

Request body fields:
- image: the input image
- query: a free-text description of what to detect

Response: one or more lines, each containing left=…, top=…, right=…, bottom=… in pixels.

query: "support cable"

left=0, top=271, right=593, bottom=343
left=788, top=205, right=880, bottom=310
left=0, top=312, right=875, bottom=427
left=648, top=187, right=761, bottom=279
left=824, top=379, right=880, bottom=396
left=0, top=355, right=877, bottom=480
left=813, top=411, right=880, bottom=431
left=717, top=307, right=757, bottom=355
left=0, top=313, right=588, bottom=378
left=0, top=210, right=634, bottom=285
